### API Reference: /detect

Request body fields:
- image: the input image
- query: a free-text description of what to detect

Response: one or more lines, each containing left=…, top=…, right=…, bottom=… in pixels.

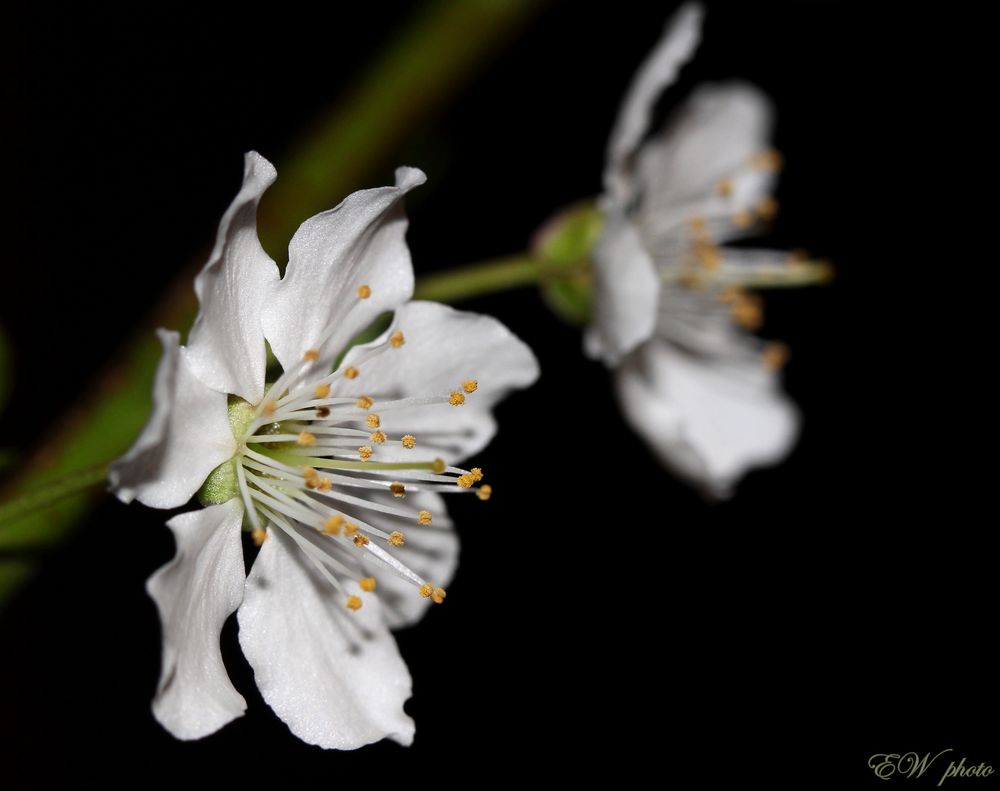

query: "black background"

left=1, top=2, right=994, bottom=787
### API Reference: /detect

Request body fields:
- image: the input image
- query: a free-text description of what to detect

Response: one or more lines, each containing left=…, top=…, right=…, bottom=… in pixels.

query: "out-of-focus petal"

left=109, top=330, right=235, bottom=509
left=585, top=212, right=660, bottom=365
left=604, top=3, right=704, bottom=201
left=615, top=338, right=799, bottom=498
left=147, top=500, right=247, bottom=739
left=262, top=168, right=425, bottom=375
left=185, top=151, right=280, bottom=403
left=238, top=526, right=415, bottom=750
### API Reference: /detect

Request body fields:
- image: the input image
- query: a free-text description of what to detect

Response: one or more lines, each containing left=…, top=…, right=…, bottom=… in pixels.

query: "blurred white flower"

left=587, top=3, right=826, bottom=498
left=110, top=152, right=538, bottom=748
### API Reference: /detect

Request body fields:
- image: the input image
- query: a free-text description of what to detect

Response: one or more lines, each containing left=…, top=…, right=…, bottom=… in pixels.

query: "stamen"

left=462, top=380, right=478, bottom=394
left=418, top=510, right=432, bottom=525
left=750, top=148, right=784, bottom=171
left=389, top=482, right=406, bottom=498
left=733, top=210, right=753, bottom=230
left=263, top=401, right=277, bottom=417
left=252, top=527, right=268, bottom=545
left=419, top=583, right=434, bottom=598
left=315, top=406, right=331, bottom=418
left=344, top=523, right=359, bottom=535
left=401, top=434, right=416, bottom=449
left=390, top=330, right=405, bottom=348
left=370, top=431, right=387, bottom=444
left=315, top=383, right=331, bottom=399
left=449, top=391, right=466, bottom=406
left=470, top=467, right=483, bottom=482
left=317, top=478, right=332, bottom=492
left=456, top=473, right=474, bottom=489
left=297, top=431, right=317, bottom=446
left=323, top=515, right=344, bottom=535
left=476, top=485, right=492, bottom=501
left=304, top=349, right=320, bottom=362
left=717, top=178, right=733, bottom=197
left=366, top=413, right=381, bottom=429
left=357, top=284, right=372, bottom=299
left=388, top=531, right=405, bottom=547
left=756, top=196, right=778, bottom=221
left=431, top=587, right=447, bottom=604
left=356, top=395, right=374, bottom=409
left=358, top=446, right=373, bottom=460
left=762, top=342, right=790, bottom=371
left=353, top=534, right=370, bottom=548
left=359, top=577, right=377, bottom=592
left=432, top=458, right=446, bottom=474
left=344, top=367, right=359, bottom=380
left=346, top=595, right=363, bottom=611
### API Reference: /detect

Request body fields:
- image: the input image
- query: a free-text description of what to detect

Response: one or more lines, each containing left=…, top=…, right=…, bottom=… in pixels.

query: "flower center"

left=203, top=305, right=489, bottom=612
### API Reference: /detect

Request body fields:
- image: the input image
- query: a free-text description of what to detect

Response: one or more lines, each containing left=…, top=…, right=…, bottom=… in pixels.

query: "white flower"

left=587, top=3, right=825, bottom=498
left=109, top=152, right=538, bottom=748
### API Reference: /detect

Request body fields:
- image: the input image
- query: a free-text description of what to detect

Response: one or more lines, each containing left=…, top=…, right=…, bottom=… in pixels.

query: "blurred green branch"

left=0, top=0, right=544, bottom=609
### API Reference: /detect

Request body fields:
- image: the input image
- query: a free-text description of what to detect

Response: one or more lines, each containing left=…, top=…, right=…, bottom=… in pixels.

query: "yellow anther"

left=323, top=515, right=344, bottom=535
left=470, top=467, right=483, bottom=482
left=419, top=583, right=434, bottom=598
left=431, top=587, right=447, bottom=604
left=344, top=367, right=359, bottom=379
left=401, top=434, right=416, bottom=449
left=344, top=523, right=359, bottom=536
left=251, top=527, right=268, bottom=546
left=318, top=478, right=332, bottom=493
left=357, top=284, right=372, bottom=299
left=346, top=595, right=363, bottom=611
left=303, top=466, right=319, bottom=484
left=476, top=484, right=492, bottom=501
left=353, top=533, right=370, bottom=548
left=315, top=406, right=331, bottom=418
left=366, top=413, right=381, bottom=429
left=432, top=458, right=446, bottom=474
left=717, top=178, right=734, bottom=197
left=314, top=383, right=331, bottom=399
left=359, top=577, right=377, bottom=592
left=787, top=248, right=810, bottom=265
left=750, top=148, right=783, bottom=171
left=730, top=292, right=764, bottom=331
left=456, top=473, right=475, bottom=489
left=733, top=210, right=754, bottom=229
left=390, top=329, right=405, bottom=348
left=462, top=379, right=478, bottom=394
left=762, top=342, right=790, bottom=371
left=689, top=215, right=708, bottom=240
left=356, top=395, right=373, bottom=410
left=449, top=391, right=466, bottom=406
left=694, top=240, right=721, bottom=271
left=262, top=401, right=277, bottom=417
left=388, top=531, right=405, bottom=547
left=418, top=510, right=432, bottom=525
left=370, top=431, right=387, bottom=444
left=756, top=196, right=778, bottom=221
left=297, top=431, right=317, bottom=446
left=304, top=477, right=318, bottom=490
left=389, top=482, right=406, bottom=498
left=358, top=446, right=373, bottom=460
left=304, top=349, right=320, bottom=362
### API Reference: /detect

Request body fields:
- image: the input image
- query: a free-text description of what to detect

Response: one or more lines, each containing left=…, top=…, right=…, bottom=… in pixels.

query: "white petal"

left=585, top=212, right=660, bottom=365
left=263, top=167, right=425, bottom=375
left=185, top=151, right=280, bottom=403
left=109, top=330, right=236, bottom=509
left=147, top=499, right=247, bottom=740
left=635, top=83, right=775, bottom=240
left=238, top=526, right=415, bottom=749
left=615, top=338, right=799, bottom=498
left=604, top=3, right=703, bottom=201
left=362, top=491, right=458, bottom=629
left=338, top=301, right=539, bottom=463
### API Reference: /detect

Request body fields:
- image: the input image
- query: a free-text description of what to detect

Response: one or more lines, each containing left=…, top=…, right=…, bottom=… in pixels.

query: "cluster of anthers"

left=668, top=147, right=830, bottom=372
left=203, top=284, right=490, bottom=614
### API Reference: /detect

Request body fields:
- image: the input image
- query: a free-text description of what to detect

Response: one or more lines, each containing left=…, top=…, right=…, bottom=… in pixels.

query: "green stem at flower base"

left=413, top=255, right=542, bottom=303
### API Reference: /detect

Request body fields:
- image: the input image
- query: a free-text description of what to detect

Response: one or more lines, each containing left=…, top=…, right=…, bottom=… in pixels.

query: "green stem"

left=0, top=465, right=109, bottom=531
left=413, top=254, right=542, bottom=303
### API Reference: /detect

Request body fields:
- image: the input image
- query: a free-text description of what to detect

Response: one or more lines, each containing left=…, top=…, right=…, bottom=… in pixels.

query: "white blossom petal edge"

left=589, top=2, right=808, bottom=497
left=110, top=152, right=539, bottom=748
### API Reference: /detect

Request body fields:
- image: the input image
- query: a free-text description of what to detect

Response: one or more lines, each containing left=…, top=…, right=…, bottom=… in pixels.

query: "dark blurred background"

left=1, top=1, right=993, bottom=786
